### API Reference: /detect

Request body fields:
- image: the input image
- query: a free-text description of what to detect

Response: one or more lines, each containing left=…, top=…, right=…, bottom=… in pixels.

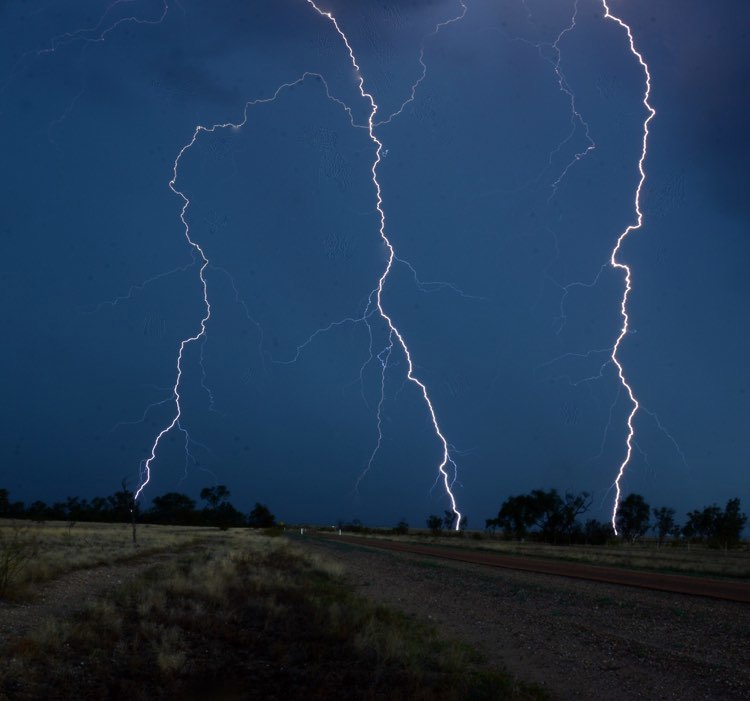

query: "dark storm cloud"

left=1, top=0, right=748, bottom=527
left=634, top=0, right=750, bottom=216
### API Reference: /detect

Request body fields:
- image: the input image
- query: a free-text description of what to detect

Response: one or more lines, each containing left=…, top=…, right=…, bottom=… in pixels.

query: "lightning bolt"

left=375, top=1, right=468, bottom=127
left=134, top=72, right=360, bottom=501
left=134, top=129, right=212, bottom=501
left=601, top=2, right=655, bottom=534
left=33, top=0, right=168, bottom=55
left=545, top=0, right=595, bottom=200
left=89, top=258, right=197, bottom=312
left=22, top=0, right=468, bottom=522
left=210, top=264, right=268, bottom=380
left=396, top=255, right=485, bottom=301
left=306, top=0, right=463, bottom=528
left=525, top=0, right=596, bottom=200
left=548, top=262, right=608, bottom=335
left=1, top=1, right=170, bottom=109
left=355, top=332, right=394, bottom=494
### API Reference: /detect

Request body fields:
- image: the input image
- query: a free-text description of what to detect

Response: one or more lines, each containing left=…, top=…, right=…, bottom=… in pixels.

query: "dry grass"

left=0, top=520, right=235, bottom=597
left=0, top=532, right=546, bottom=701
left=0, top=527, right=39, bottom=596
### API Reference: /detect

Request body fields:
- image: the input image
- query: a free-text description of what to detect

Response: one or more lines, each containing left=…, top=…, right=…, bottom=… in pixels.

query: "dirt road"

left=303, top=534, right=750, bottom=701
left=320, top=534, right=750, bottom=602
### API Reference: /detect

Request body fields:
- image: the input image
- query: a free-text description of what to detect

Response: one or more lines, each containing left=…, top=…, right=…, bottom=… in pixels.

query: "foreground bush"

left=0, top=535, right=545, bottom=701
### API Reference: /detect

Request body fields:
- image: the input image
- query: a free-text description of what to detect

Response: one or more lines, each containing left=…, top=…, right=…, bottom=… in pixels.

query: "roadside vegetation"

left=0, top=483, right=279, bottom=598
left=335, top=491, right=749, bottom=580
left=335, top=491, right=746, bottom=552
left=0, top=520, right=229, bottom=599
left=420, top=536, right=750, bottom=579
left=0, top=532, right=546, bottom=701
left=482, top=489, right=747, bottom=550
left=331, top=527, right=750, bottom=579
left=2, top=482, right=746, bottom=590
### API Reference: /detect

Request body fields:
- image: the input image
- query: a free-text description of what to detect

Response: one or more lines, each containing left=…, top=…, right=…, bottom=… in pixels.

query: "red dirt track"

left=319, top=534, right=750, bottom=603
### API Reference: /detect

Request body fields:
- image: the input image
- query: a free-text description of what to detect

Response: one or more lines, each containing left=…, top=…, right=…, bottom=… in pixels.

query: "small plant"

left=0, top=533, right=548, bottom=700
left=427, top=514, right=443, bottom=536
left=248, top=502, right=276, bottom=528
left=394, top=519, right=409, bottom=535
left=0, top=525, right=39, bottom=597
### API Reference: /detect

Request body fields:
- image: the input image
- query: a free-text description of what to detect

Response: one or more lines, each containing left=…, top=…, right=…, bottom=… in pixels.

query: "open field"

left=334, top=530, right=750, bottom=579
left=0, top=521, right=545, bottom=700
left=2, top=520, right=748, bottom=700
left=0, top=520, right=230, bottom=598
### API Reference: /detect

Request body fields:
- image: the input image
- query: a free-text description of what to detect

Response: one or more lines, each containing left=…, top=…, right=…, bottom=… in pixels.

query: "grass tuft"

left=0, top=532, right=546, bottom=700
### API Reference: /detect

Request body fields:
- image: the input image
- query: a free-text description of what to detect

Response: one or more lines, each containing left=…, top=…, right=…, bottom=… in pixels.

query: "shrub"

left=0, top=526, right=38, bottom=597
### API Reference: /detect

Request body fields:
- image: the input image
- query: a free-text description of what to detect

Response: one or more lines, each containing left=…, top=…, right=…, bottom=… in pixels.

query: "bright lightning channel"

left=134, top=72, right=354, bottom=501
left=601, top=2, right=655, bottom=535
left=133, top=133, right=211, bottom=502
left=306, top=0, right=463, bottom=528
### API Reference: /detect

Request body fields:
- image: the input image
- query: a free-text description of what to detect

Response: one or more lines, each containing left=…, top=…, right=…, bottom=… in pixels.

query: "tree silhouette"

left=107, top=480, right=136, bottom=523
left=199, top=486, right=243, bottom=529
left=426, top=514, right=443, bottom=535
left=684, top=498, right=747, bottom=549
left=149, top=492, right=197, bottom=525
left=248, top=503, right=275, bottom=528
left=493, top=489, right=591, bottom=543
left=718, top=498, right=748, bottom=549
left=584, top=519, right=613, bottom=545
left=617, top=493, right=651, bottom=543
left=199, top=485, right=230, bottom=509
left=443, top=509, right=457, bottom=530
left=394, top=519, right=409, bottom=535
left=496, top=494, right=535, bottom=539
left=652, top=506, right=676, bottom=547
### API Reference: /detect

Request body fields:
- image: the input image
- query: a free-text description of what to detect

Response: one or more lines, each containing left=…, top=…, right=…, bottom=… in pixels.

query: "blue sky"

left=1, top=0, right=748, bottom=528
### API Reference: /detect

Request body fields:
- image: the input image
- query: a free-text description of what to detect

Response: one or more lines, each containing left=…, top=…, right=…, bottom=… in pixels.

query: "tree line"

left=472, top=489, right=747, bottom=548
left=0, top=485, right=277, bottom=530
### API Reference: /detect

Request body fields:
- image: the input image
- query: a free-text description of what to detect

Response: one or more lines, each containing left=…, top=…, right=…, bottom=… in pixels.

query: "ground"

left=301, top=536, right=750, bottom=701
left=1, top=526, right=748, bottom=700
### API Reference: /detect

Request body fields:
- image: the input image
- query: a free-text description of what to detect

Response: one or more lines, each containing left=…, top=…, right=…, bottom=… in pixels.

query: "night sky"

left=2, top=0, right=748, bottom=528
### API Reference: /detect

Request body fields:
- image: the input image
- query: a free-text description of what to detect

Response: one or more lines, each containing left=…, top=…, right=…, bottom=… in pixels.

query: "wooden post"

left=131, top=503, right=137, bottom=545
